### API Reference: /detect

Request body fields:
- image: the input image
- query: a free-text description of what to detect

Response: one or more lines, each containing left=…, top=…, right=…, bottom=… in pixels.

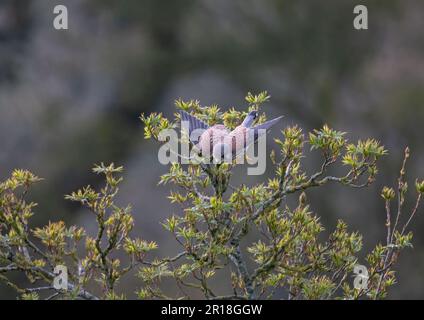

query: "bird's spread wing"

left=180, top=110, right=209, bottom=144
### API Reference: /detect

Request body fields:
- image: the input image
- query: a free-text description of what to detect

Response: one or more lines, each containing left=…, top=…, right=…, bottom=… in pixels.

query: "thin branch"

left=0, top=265, right=18, bottom=273
left=228, top=243, right=254, bottom=299
left=401, top=193, right=422, bottom=236
left=385, top=200, right=391, bottom=247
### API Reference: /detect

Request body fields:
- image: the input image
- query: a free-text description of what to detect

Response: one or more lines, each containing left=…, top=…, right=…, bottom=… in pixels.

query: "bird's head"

left=212, top=143, right=232, bottom=163
left=248, top=110, right=259, bottom=119
left=241, top=110, right=259, bottom=127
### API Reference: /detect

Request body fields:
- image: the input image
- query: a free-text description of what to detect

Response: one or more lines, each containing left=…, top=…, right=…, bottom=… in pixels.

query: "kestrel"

left=180, top=110, right=283, bottom=162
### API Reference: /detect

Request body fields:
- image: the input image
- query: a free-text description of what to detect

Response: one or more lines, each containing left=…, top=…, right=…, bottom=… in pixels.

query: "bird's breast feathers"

left=228, top=126, right=249, bottom=154
left=197, top=124, right=253, bottom=157
left=198, top=125, right=229, bottom=154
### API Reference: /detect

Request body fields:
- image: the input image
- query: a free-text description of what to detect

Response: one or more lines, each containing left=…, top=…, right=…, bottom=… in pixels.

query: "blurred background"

left=0, top=0, right=423, bottom=299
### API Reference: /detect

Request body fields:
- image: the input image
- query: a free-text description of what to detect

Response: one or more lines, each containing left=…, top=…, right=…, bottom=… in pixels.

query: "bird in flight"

left=180, top=110, right=283, bottom=163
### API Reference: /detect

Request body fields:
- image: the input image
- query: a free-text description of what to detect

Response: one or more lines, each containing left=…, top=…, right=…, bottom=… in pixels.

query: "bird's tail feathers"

left=252, top=115, right=284, bottom=131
